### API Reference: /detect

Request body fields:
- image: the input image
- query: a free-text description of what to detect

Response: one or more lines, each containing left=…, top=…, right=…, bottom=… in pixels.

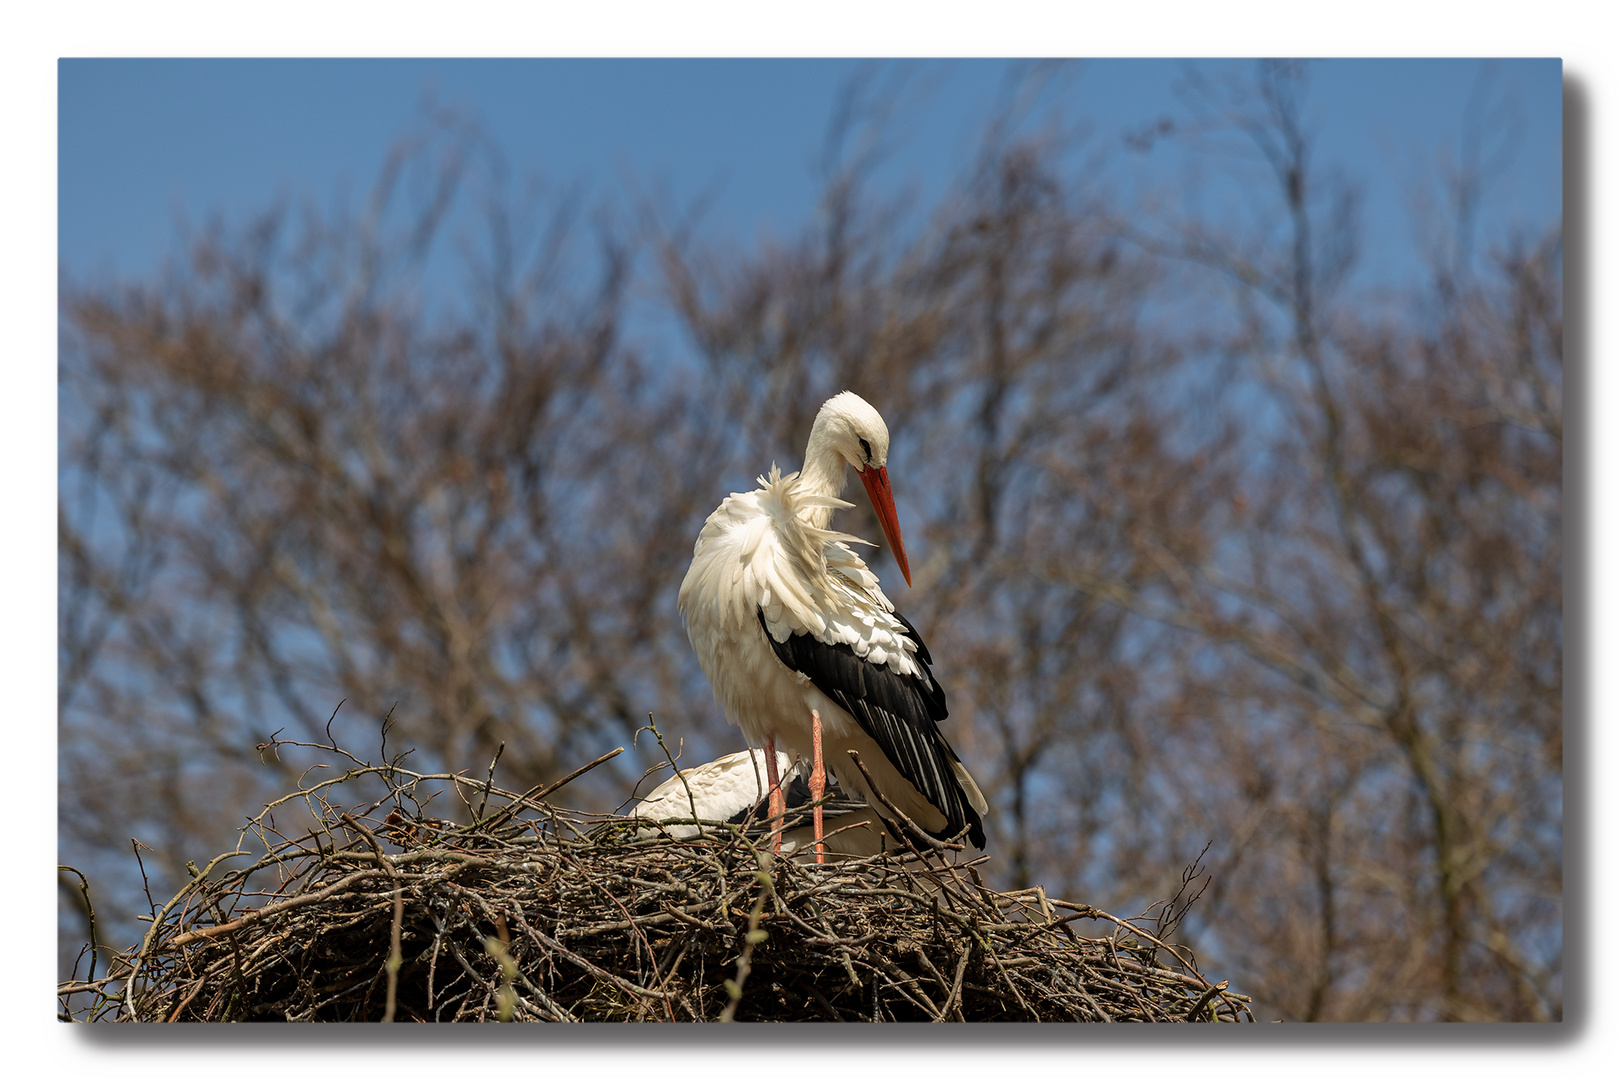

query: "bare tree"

left=59, top=113, right=733, bottom=965
left=1032, top=61, right=1562, bottom=1019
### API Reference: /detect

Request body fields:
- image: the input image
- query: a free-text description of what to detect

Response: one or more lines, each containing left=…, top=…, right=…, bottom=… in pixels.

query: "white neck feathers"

left=798, top=413, right=850, bottom=529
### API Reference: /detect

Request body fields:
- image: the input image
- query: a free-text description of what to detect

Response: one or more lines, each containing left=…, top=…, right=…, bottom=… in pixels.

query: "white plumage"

left=631, top=748, right=792, bottom=838
left=631, top=749, right=889, bottom=859
left=678, top=392, right=987, bottom=858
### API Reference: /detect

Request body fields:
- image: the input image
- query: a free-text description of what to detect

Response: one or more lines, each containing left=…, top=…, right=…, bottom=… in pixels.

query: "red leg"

left=810, top=709, right=826, bottom=864
left=763, top=737, right=785, bottom=854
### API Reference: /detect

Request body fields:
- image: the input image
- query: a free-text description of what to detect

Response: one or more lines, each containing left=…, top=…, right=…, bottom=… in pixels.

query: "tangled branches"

left=59, top=736, right=1251, bottom=1023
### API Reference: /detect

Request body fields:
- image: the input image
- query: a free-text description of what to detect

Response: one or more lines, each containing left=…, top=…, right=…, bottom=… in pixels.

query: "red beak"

left=858, top=465, right=912, bottom=587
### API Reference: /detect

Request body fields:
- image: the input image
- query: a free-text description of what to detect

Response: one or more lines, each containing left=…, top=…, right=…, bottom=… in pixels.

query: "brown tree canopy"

left=60, top=63, right=1561, bottom=1021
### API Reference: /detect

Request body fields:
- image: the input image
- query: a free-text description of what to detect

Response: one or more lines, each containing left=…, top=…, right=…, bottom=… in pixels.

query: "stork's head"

left=815, top=390, right=892, bottom=472
left=812, top=391, right=912, bottom=587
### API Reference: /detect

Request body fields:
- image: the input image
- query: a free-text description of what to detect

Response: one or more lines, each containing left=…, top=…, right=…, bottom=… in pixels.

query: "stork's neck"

left=798, top=421, right=849, bottom=529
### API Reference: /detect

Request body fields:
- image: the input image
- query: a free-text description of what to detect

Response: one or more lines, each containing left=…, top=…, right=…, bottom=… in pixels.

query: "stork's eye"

left=858, top=437, right=872, bottom=462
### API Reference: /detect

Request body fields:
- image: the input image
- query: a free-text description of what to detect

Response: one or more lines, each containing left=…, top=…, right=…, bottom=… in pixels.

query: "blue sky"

left=59, top=59, right=1562, bottom=293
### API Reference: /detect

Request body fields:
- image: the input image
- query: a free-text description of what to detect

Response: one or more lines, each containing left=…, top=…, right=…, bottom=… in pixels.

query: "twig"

left=719, top=869, right=774, bottom=1022
left=475, top=742, right=506, bottom=822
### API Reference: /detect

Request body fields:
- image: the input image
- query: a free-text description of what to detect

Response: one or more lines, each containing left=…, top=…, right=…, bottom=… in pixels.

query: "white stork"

left=631, top=748, right=889, bottom=859
left=677, top=391, right=988, bottom=863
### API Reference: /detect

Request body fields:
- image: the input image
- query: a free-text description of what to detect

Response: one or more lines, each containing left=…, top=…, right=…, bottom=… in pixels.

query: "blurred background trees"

left=59, top=61, right=1561, bottom=1021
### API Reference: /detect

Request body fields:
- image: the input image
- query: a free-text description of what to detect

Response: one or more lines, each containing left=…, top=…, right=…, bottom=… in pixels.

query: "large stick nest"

left=60, top=736, right=1252, bottom=1023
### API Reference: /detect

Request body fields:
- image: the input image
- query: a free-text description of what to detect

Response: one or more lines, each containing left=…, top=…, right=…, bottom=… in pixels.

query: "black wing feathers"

left=758, top=609, right=985, bottom=848
left=891, top=610, right=934, bottom=666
